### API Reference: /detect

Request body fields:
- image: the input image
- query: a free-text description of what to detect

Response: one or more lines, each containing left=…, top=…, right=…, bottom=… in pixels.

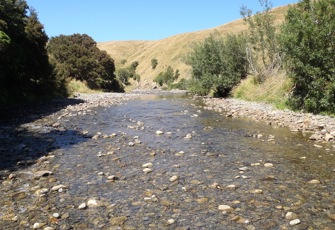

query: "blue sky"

left=26, top=0, right=298, bottom=42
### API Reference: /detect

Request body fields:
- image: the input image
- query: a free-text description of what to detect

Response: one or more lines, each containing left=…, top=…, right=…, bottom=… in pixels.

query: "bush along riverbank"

left=202, top=97, right=335, bottom=146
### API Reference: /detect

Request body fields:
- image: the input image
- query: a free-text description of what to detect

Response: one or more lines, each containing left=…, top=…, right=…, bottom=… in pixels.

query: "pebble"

left=78, top=203, right=87, bottom=210
left=8, top=173, right=17, bottom=180
left=142, top=162, right=153, bottom=168
left=87, top=198, right=101, bottom=207
left=156, top=130, right=164, bottom=135
left=307, top=179, right=321, bottom=184
left=33, top=222, right=46, bottom=229
left=227, top=184, right=237, bottom=189
left=285, top=212, right=297, bottom=220
left=184, top=133, right=192, bottom=139
left=264, top=163, right=274, bottom=167
left=167, top=219, right=175, bottom=225
left=128, top=142, right=135, bottom=146
left=169, top=175, right=179, bottom=182
left=289, top=219, right=301, bottom=226
left=44, top=227, right=55, bottom=230
left=250, top=189, right=263, bottom=194
left=218, top=205, right=234, bottom=212
left=34, top=170, right=52, bottom=179
left=51, top=184, right=67, bottom=191
left=239, top=167, right=248, bottom=171
left=143, top=168, right=153, bottom=174
left=52, top=213, right=60, bottom=218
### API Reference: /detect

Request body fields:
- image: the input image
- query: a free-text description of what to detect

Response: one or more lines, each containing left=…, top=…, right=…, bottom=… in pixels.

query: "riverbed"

left=0, top=92, right=334, bottom=229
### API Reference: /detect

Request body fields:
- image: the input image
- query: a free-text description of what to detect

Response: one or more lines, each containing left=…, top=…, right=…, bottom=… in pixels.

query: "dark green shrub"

left=280, top=0, right=335, bottom=114
left=154, top=66, right=179, bottom=87
left=151, top=58, right=158, bottom=69
left=186, top=32, right=248, bottom=97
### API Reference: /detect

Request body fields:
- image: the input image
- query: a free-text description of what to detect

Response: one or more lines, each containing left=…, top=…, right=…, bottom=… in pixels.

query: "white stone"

left=227, top=184, right=237, bottom=189
left=51, top=185, right=67, bottom=191
left=44, top=227, right=55, bottom=230
left=218, top=205, right=234, bottom=212
left=264, top=163, right=274, bottom=167
left=52, top=213, right=60, bottom=218
left=143, top=168, right=153, bottom=174
left=87, top=198, right=100, bottom=207
left=307, top=179, right=321, bottom=184
left=33, top=222, right=46, bottom=229
left=78, top=203, right=87, bottom=210
left=142, top=162, right=153, bottom=168
left=250, top=189, right=263, bottom=194
left=156, top=130, right=164, bottom=135
left=285, top=212, right=297, bottom=220
left=169, top=175, right=179, bottom=182
left=167, top=219, right=175, bottom=225
left=239, top=167, right=248, bottom=171
left=184, top=133, right=192, bottom=139
left=289, top=219, right=301, bottom=226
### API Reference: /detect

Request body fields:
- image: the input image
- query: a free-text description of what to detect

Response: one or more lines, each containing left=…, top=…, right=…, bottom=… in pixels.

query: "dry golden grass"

left=232, top=71, right=293, bottom=109
left=97, top=5, right=291, bottom=89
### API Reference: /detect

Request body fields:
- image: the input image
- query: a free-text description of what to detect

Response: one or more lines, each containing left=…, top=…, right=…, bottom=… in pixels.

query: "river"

left=0, top=92, right=334, bottom=229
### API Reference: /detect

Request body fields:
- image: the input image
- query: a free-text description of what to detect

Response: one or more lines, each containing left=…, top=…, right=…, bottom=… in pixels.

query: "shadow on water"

left=0, top=97, right=87, bottom=176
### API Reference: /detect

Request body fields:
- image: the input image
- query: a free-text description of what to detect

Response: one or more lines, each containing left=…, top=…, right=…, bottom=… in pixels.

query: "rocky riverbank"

left=202, top=97, right=335, bottom=145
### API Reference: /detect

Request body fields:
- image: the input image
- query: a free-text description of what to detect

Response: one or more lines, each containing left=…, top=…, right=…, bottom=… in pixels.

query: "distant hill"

left=97, top=5, right=289, bottom=89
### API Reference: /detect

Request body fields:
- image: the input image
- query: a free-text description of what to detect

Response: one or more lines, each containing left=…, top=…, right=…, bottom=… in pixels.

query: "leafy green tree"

left=154, top=66, right=178, bottom=87
left=130, top=61, right=139, bottom=71
left=116, top=68, right=131, bottom=85
left=240, top=0, right=281, bottom=83
left=151, top=58, right=158, bottom=69
left=48, top=34, right=123, bottom=92
left=120, top=59, right=127, bottom=65
left=280, top=0, right=335, bottom=114
left=0, top=0, right=64, bottom=106
left=186, top=32, right=248, bottom=96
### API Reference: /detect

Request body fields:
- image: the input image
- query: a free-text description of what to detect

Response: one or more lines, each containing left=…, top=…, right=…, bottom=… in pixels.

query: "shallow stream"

left=1, top=93, right=334, bottom=229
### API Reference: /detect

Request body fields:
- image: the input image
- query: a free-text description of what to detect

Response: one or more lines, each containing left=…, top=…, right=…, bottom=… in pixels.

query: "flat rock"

left=307, top=179, right=321, bottom=184
left=34, top=170, right=52, bottom=179
left=51, top=184, right=67, bottom=191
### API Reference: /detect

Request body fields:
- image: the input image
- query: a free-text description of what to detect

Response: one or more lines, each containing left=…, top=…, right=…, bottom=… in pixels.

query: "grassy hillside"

left=97, top=5, right=289, bottom=89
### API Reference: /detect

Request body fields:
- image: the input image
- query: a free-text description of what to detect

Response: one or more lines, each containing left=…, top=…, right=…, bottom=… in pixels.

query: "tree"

left=280, top=0, right=335, bottom=113
left=240, top=0, right=281, bottom=83
left=186, top=32, right=248, bottom=96
left=154, top=66, right=178, bottom=87
left=0, top=0, right=65, bottom=106
left=151, top=58, right=158, bottom=69
left=48, top=34, right=123, bottom=92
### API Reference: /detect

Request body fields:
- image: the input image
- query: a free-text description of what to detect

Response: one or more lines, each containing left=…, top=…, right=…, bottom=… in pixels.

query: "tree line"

left=0, top=0, right=123, bottom=108
left=185, top=0, right=335, bottom=114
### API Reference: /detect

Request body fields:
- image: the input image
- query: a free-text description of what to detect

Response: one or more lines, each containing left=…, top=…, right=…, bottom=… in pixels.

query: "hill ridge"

left=97, top=5, right=289, bottom=89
